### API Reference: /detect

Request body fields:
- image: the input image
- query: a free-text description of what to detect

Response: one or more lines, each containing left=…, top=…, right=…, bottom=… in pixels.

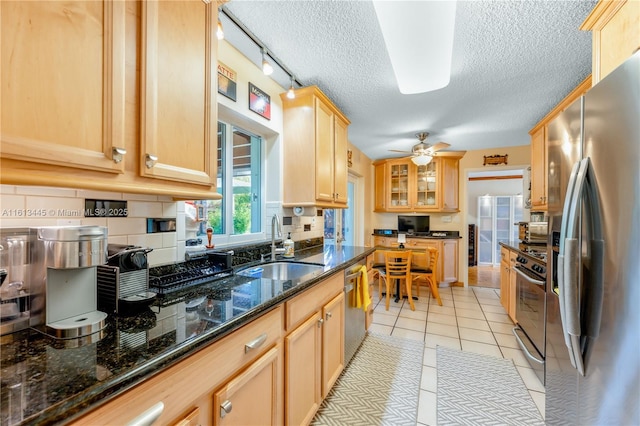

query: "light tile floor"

left=368, top=285, right=545, bottom=426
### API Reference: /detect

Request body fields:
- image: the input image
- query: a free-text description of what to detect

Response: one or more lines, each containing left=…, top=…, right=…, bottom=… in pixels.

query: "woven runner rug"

left=437, top=346, right=545, bottom=425
left=311, top=332, right=424, bottom=426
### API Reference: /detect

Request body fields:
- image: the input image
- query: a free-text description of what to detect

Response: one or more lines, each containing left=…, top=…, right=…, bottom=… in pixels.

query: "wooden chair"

left=379, top=250, right=415, bottom=311
left=410, top=247, right=442, bottom=306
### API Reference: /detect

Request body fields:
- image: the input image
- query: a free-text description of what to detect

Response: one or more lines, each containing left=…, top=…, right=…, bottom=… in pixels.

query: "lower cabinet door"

left=322, top=292, right=344, bottom=399
left=213, top=345, right=281, bottom=426
left=285, top=312, right=322, bottom=426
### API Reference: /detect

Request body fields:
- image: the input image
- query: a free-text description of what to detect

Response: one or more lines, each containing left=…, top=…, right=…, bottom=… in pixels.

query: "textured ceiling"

left=222, top=0, right=596, bottom=161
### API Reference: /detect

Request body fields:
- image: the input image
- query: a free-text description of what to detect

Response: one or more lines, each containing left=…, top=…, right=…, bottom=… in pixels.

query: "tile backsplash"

left=0, top=185, right=178, bottom=266
left=1, top=185, right=325, bottom=266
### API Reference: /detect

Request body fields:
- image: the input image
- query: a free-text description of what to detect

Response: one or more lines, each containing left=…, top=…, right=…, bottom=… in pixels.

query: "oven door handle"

left=512, top=327, right=544, bottom=365
left=513, top=266, right=544, bottom=286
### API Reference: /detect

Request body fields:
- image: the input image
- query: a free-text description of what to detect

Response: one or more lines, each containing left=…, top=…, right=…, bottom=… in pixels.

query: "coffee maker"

left=30, top=226, right=109, bottom=339
left=0, top=228, right=31, bottom=336
left=97, top=244, right=156, bottom=316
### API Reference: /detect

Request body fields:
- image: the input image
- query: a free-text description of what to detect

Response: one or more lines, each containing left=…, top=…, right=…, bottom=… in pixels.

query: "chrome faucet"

left=271, top=214, right=284, bottom=260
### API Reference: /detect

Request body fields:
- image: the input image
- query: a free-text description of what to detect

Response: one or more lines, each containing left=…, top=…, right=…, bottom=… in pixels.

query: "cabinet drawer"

left=72, top=306, right=283, bottom=425
left=286, top=273, right=343, bottom=331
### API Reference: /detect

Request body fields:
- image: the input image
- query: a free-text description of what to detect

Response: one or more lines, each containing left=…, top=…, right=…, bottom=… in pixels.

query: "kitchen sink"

left=237, top=261, right=325, bottom=281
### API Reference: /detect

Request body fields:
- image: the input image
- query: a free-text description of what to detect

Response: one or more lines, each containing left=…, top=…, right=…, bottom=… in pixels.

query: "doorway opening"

left=467, top=169, right=526, bottom=288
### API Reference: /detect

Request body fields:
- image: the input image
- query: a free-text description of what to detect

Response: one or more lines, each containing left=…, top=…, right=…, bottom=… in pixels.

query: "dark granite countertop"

left=0, top=244, right=375, bottom=426
left=371, top=232, right=461, bottom=240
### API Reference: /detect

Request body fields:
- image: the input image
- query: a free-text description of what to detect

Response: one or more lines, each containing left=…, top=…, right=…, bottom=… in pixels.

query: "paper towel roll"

left=293, top=206, right=316, bottom=217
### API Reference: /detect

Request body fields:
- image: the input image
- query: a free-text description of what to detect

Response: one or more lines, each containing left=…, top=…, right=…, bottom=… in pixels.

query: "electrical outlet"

left=442, top=215, right=452, bottom=223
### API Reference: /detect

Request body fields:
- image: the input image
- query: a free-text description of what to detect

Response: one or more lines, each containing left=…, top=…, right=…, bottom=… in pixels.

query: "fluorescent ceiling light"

left=373, top=1, right=457, bottom=94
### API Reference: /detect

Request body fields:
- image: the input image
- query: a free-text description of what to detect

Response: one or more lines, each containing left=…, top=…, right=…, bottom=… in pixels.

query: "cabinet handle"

left=318, top=318, right=324, bottom=327
left=145, top=154, right=158, bottom=169
left=126, top=401, right=164, bottom=426
left=326, top=312, right=332, bottom=321
left=244, top=333, right=267, bottom=353
left=220, top=400, right=233, bottom=418
left=112, top=147, right=127, bottom=164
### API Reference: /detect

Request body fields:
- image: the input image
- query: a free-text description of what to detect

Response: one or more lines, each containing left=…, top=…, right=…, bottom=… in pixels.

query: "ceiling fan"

left=389, top=132, right=451, bottom=165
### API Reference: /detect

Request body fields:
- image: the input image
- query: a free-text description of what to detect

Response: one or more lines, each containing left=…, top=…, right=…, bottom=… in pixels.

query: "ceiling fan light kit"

left=412, top=154, right=433, bottom=166
left=373, top=0, right=457, bottom=94
left=388, top=131, right=451, bottom=164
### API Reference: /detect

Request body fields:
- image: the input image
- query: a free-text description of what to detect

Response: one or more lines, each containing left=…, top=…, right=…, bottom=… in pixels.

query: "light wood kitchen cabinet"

left=508, top=250, right=517, bottom=323
left=140, top=0, right=217, bottom=186
left=373, top=236, right=460, bottom=285
left=500, top=247, right=510, bottom=312
left=529, top=126, right=547, bottom=211
left=373, top=153, right=464, bottom=213
left=0, top=1, right=127, bottom=174
left=374, top=162, right=387, bottom=211
left=528, top=76, right=591, bottom=212
left=285, top=273, right=344, bottom=426
left=213, top=345, right=281, bottom=425
left=581, top=0, right=640, bottom=84
left=69, top=306, right=283, bottom=426
left=1, top=1, right=221, bottom=199
left=321, top=292, right=345, bottom=398
left=441, top=239, right=459, bottom=284
left=499, top=246, right=517, bottom=322
left=285, top=311, right=322, bottom=426
left=280, top=86, right=351, bottom=209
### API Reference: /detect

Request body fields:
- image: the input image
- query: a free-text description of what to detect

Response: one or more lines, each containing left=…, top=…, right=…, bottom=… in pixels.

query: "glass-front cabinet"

left=388, top=160, right=410, bottom=210
left=415, top=162, right=438, bottom=209
left=374, top=153, right=464, bottom=212
left=387, top=159, right=439, bottom=211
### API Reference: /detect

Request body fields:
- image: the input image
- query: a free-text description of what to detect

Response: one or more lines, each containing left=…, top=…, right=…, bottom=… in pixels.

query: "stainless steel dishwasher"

left=344, top=260, right=367, bottom=365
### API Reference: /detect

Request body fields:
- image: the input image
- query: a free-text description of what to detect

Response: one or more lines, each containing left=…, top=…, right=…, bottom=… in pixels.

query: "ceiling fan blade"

left=388, top=149, right=412, bottom=153
left=428, top=142, right=451, bottom=153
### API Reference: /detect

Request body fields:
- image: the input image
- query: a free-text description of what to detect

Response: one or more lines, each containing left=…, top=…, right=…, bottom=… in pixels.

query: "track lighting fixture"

left=261, top=48, right=273, bottom=76
left=287, top=76, right=296, bottom=99
left=220, top=7, right=302, bottom=96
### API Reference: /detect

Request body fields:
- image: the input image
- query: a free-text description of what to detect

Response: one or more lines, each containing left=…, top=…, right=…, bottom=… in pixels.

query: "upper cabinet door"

left=314, top=98, right=335, bottom=203
left=333, top=117, right=349, bottom=205
left=530, top=126, right=547, bottom=210
left=140, top=0, right=216, bottom=186
left=1, top=1, right=126, bottom=173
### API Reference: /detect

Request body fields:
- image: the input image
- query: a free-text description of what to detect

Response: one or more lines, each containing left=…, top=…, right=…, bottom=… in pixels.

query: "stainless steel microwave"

left=518, top=221, right=548, bottom=243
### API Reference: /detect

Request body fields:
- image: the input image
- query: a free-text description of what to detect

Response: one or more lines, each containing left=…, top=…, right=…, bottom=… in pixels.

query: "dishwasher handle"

left=345, top=270, right=362, bottom=283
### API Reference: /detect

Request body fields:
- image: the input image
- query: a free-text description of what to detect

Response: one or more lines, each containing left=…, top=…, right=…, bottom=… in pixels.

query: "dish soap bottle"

left=283, top=233, right=295, bottom=258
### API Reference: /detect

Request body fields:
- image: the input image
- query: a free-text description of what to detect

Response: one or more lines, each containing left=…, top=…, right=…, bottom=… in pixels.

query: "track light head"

left=261, top=48, right=273, bottom=75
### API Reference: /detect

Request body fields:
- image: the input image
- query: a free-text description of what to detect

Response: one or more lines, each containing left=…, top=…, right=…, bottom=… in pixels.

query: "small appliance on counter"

left=518, top=221, right=548, bottom=245
left=0, top=228, right=31, bottom=337
left=30, top=226, right=109, bottom=340
left=97, top=244, right=156, bottom=316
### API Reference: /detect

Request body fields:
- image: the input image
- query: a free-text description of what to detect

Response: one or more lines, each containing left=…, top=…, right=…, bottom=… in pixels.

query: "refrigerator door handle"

left=563, top=158, right=590, bottom=376
left=558, top=160, right=582, bottom=369
left=558, top=157, right=605, bottom=376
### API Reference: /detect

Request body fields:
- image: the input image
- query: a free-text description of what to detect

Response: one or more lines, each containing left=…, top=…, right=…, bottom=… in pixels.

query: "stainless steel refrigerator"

left=545, top=51, right=639, bottom=425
